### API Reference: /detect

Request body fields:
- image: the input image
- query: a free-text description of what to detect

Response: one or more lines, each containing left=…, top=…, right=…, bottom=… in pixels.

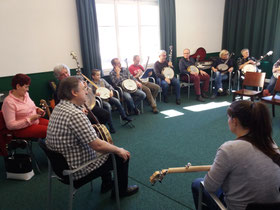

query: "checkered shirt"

left=109, top=67, right=137, bottom=87
left=46, top=100, right=108, bottom=180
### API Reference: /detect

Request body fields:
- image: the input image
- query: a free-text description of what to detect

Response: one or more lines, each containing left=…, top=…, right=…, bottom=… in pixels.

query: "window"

left=96, top=0, right=160, bottom=74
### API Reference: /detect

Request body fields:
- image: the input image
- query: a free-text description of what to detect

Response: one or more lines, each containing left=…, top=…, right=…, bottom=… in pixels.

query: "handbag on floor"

left=4, top=153, right=34, bottom=180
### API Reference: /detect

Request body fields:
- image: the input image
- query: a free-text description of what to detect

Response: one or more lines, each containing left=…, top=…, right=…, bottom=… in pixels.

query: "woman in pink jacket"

left=2, top=74, right=48, bottom=138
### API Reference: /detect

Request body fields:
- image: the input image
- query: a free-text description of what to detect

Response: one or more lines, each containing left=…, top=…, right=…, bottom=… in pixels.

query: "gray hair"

left=158, top=50, right=166, bottom=57
left=53, top=64, right=70, bottom=79
left=241, top=48, right=249, bottom=54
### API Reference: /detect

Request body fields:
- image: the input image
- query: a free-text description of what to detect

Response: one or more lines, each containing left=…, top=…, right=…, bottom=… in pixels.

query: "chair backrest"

left=273, top=76, right=280, bottom=94
left=242, top=72, right=266, bottom=88
left=246, top=202, right=280, bottom=210
left=0, top=111, right=13, bottom=156
left=38, top=139, right=70, bottom=183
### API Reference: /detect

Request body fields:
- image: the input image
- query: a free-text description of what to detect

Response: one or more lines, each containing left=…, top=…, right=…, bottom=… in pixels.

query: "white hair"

left=53, top=64, right=70, bottom=79
left=158, top=50, right=166, bottom=57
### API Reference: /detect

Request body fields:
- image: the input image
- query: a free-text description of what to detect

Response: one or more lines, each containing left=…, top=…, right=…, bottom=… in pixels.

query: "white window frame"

left=96, top=0, right=160, bottom=75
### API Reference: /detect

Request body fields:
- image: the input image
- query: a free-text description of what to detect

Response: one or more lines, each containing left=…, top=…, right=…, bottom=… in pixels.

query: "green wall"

left=0, top=69, right=76, bottom=106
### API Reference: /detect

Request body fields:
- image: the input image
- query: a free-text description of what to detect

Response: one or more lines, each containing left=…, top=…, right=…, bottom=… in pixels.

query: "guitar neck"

left=80, top=73, right=99, bottom=90
left=163, top=165, right=211, bottom=174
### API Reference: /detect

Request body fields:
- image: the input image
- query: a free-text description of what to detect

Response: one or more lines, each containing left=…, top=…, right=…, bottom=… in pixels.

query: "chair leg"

left=232, top=93, right=236, bottom=101
left=69, top=175, right=74, bottom=210
left=112, top=154, right=121, bottom=210
left=47, top=160, right=53, bottom=210
left=198, top=182, right=203, bottom=210
left=272, top=104, right=275, bottom=117
left=27, top=141, right=41, bottom=173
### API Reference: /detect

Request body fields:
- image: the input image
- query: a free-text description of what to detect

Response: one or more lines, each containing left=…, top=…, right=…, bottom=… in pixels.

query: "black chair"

left=198, top=181, right=280, bottom=210
left=38, top=139, right=120, bottom=210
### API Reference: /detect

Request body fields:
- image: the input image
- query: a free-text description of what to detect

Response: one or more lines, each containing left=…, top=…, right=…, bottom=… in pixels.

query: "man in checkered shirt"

left=46, top=76, right=139, bottom=197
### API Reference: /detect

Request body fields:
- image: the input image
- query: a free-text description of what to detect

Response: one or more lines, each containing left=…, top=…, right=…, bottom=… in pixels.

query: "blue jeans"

left=191, top=178, right=225, bottom=210
left=122, top=89, right=146, bottom=111
left=213, top=72, right=229, bottom=95
left=266, top=75, right=277, bottom=94
left=157, top=77, right=181, bottom=99
left=103, top=97, right=127, bottom=121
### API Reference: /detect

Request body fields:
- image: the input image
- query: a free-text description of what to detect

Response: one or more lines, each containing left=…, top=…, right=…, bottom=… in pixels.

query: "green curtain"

left=159, top=0, right=177, bottom=69
left=76, top=0, right=103, bottom=78
left=222, top=0, right=280, bottom=63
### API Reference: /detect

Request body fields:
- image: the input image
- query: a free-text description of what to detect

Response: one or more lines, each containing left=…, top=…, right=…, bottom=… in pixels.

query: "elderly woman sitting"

left=1, top=74, right=48, bottom=138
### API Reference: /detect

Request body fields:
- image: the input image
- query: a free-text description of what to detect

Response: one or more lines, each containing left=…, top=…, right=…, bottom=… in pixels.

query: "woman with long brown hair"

left=192, top=100, right=280, bottom=210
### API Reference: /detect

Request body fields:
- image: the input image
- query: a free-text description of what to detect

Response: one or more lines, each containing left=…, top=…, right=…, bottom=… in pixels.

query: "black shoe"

left=152, top=107, right=159, bottom=114
left=112, top=185, right=139, bottom=198
left=196, top=95, right=205, bottom=102
left=163, top=97, right=168, bottom=103
left=101, top=181, right=113, bottom=193
left=201, top=92, right=209, bottom=98
left=176, top=99, right=181, bottom=105
left=133, top=108, right=140, bottom=115
left=122, top=116, right=132, bottom=122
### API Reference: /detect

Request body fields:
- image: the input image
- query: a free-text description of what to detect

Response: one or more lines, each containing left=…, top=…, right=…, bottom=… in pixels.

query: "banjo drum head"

left=96, top=87, right=111, bottom=99
left=122, top=79, right=137, bottom=93
left=162, top=67, right=174, bottom=79
left=187, top=65, right=199, bottom=73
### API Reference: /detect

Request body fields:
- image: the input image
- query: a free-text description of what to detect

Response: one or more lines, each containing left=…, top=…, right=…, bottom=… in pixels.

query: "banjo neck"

left=150, top=165, right=211, bottom=185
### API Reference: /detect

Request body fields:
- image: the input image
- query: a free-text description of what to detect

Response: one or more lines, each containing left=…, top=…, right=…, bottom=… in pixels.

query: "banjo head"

left=217, top=64, right=229, bottom=72
left=242, top=64, right=257, bottom=73
left=187, top=65, right=199, bottom=73
left=96, top=87, right=111, bottom=100
left=162, top=67, right=174, bottom=79
left=122, top=79, right=137, bottom=93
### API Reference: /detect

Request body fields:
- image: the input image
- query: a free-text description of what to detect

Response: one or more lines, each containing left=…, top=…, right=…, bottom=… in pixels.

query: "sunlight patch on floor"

left=183, top=101, right=231, bottom=112
left=160, top=109, right=184, bottom=118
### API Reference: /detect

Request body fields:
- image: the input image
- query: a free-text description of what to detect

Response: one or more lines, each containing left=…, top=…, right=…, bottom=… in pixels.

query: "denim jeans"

left=191, top=178, right=225, bottom=210
left=213, top=72, right=229, bottom=94
left=266, top=75, right=277, bottom=94
left=157, top=77, right=181, bottom=99
left=103, top=97, right=127, bottom=121
left=122, top=89, right=146, bottom=111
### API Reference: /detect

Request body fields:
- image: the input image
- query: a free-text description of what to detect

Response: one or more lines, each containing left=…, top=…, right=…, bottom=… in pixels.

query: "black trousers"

left=74, top=155, right=129, bottom=194
left=89, top=105, right=110, bottom=125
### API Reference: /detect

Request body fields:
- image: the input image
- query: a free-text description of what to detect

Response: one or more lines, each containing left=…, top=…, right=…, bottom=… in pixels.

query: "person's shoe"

left=163, top=97, right=168, bottom=103
left=196, top=95, right=205, bottom=102
left=122, top=116, right=132, bottom=122
left=133, top=108, right=140, bottom=115
left=176, top=99, right=181, bottom=105
left=112, top=185, right=139, bottom=199
left=210, top=94, right=217, bottom=99
left=109, top=125, right=116, bottom=134
left=201, top=92, right=209, bottom=98
left=152, top=107, right=159, bottom=114
left=101, top=181, right=113, bottom=193
left=218, top=88, right=223, bottom=93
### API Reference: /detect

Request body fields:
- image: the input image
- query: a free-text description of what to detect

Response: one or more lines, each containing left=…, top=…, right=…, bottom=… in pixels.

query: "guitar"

left=40, top=99, right=51, bottom=119
left=150, top=164, right=211, bottom=185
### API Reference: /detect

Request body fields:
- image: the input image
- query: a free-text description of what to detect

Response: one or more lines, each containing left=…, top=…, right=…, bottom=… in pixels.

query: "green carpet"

left=1, top=92, right=280, bottom=210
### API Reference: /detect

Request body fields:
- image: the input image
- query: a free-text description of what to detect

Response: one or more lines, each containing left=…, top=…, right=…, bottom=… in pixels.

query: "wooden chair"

left=261, top=76, right=280, bottom=117
left=232, top=72, right=266, bottom=101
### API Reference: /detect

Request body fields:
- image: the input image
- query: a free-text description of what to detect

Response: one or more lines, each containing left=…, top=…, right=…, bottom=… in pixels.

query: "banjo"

left=150, top=163, right=211, bottom=185
left=122, top=58, right=138, bottom=93
left=241, top=51, right=273, bottom=74
left=162, top=46, right=175, bottom=79
left=139, top=56, right=150, bottom=83
left=70, top=51, right=111, bottom=100
left=217, top=52, right=234, bottom=73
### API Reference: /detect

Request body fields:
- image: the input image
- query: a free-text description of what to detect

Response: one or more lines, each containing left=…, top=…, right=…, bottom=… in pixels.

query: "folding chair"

left=232, top=72, right=266, bottom=101
left=38, top=139, right=120, bottom=210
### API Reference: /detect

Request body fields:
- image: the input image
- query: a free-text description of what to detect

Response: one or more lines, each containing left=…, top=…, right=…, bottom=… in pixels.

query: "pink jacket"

left=1, top=91, right=39, bottom=130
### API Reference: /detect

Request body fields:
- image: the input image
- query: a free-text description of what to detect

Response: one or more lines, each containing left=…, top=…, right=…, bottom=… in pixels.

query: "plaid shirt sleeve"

left=69, top=111, right=98, bottom=145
